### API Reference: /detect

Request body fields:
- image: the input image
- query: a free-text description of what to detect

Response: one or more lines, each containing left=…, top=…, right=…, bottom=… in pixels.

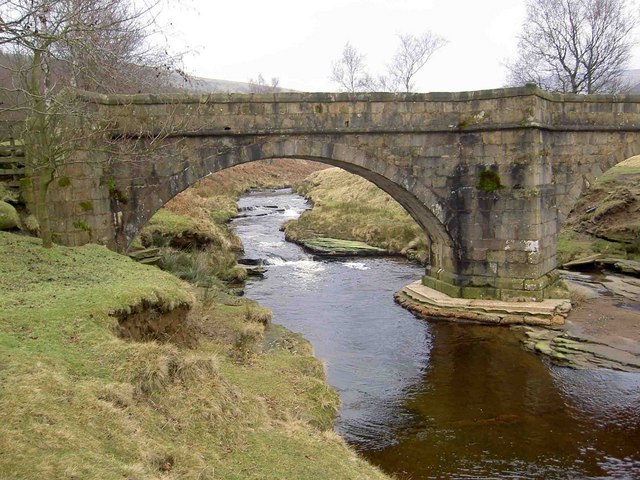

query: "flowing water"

left=232, top=189, right=640, bottom=480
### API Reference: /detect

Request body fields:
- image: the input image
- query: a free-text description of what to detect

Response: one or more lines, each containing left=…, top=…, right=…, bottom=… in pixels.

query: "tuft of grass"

left=476, top=169, right=504, bottom=192
left=595, top=155, right=640, bottom=185
left=159, top=247, right=245, bottom=286
left=556, top=229, right=629, bottom=265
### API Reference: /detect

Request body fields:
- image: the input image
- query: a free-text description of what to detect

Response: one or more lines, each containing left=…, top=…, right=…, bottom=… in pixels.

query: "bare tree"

left=248, top=73, right=281, bottom=93
left=330, top=42, right=375, bottom=93
left=386, top=32, right=446, bottom=93
left=507, top=0, right=636, bottom=93
left=0, top=0, right=181, bottom=247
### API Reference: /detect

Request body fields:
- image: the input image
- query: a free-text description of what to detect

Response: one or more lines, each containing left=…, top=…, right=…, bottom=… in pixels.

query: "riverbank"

left=0, top=231, right=390, bottom=479
left=283, top=168, right=430, bottom=262
left=131, top=159, right=325, bottom=284
left=557, top=156, right=640, bottom=265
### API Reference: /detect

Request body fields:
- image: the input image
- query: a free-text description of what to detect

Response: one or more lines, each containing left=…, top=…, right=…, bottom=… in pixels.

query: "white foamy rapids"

left=264, top=255, right=288, bottom=266
left=264, top=256, right=325, bottom=275
left=281, top=206, right=303, bottom=218
left=342, top=262, right=369, bottom=271
left=289, top=259, right=326, bottom=283
left=290, top=259, right=325, bottom=272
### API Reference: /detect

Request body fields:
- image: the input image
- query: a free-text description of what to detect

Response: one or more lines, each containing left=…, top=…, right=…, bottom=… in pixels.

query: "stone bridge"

left=46, top=85, right=640, bottom=301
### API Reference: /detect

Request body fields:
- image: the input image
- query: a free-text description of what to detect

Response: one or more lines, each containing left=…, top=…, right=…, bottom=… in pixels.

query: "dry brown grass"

left=285, top=167, right=430, bottom=261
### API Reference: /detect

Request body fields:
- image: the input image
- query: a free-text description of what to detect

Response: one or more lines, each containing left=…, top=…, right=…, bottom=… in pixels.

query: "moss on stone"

left=57, top=176, right=71, bottom=187
left=23, top=214, right=39, bottom=233
left=477, top=170, right=504, bottom=192
left=296, top=237, right=387, bottom=256
left=0, top=201, right=19, bottom=230
left=79, top=201, right=93, bottom=211
left=72, top=219, right=91, bottom=233
left=107, top=179, right=128, bottom=204
left=0, top=184, right=18, bottom=203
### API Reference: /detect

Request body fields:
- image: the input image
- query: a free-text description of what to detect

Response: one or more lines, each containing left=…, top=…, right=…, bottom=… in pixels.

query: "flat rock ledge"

left=518, top=327, right=640, bottom=372
left=294, top=237, right=389, bottom=257
left=395, top=281, right=571, bottom=327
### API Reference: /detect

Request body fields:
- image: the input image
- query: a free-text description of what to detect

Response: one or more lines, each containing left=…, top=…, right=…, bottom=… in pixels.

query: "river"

left=232, top=189, right=640, bottom=480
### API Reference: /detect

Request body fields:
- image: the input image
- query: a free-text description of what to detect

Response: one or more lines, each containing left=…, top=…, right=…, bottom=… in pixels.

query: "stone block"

left=500, top=261, right=545, bottom=278
left=523, top=275, right=551, bottom=291
left=499, top=288, right=542, bottom=302
left=469, top=248, right=488, bottom=261
left=460, top=286, right=498, bottom=300
left=467, top=275, right=498, bottom=288
left=494, top=277, right=525, bottom=290
left=486, top=250, right=506, bottom=263
left=422, top=275, right=462, bottom=298
left=524, top=316, right=551, bottom=326
left=505, top=250, right=528, bottom=263
left=527, top=251, right=542, bottom=264
left=500, top=314, right=526, bottom=325
left=472, top=261, right=498, bottom=277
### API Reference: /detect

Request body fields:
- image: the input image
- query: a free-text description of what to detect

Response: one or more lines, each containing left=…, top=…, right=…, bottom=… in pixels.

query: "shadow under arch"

left=124, top=149, right=456, bottom=274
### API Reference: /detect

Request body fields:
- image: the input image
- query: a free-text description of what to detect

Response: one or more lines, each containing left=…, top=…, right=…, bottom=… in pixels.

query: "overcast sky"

left=161, top=0, right=640, bottom=93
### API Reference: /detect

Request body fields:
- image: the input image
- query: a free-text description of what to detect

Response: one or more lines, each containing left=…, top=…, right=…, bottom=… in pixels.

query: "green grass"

left=284, top=168, right=429, bottom=261
left=556, top=229, right=630, bottom=265
left=595, top=156, right=640, bottom=185
left=0, top=232, right=389, bottom=479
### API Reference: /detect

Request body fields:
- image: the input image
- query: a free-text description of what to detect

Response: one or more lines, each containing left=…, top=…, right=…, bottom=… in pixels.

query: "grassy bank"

left=283, top=168, right=429, bottom=262
left=558, top=156, right=640, bottom=265
left=0, top=231, right=389, bottom=479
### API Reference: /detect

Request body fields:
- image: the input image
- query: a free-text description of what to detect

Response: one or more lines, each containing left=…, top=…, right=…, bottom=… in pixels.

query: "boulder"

left=0, top=201, right=19, bottom=230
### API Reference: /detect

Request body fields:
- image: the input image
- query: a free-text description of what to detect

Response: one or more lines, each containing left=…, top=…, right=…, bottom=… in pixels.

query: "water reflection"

left=363, top=324, right=640, bottom=479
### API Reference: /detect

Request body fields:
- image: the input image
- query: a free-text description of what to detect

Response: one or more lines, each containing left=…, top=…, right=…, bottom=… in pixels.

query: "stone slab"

left=519, top=327, right=640, bottom=372
left=397, top=281, right=571, bottom=326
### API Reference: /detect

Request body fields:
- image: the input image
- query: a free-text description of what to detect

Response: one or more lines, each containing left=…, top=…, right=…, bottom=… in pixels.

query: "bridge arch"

left=117, top=135, right=456, bottom=275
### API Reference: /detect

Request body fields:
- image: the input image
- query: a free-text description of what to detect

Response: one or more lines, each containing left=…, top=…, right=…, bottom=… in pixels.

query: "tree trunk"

left=32, top=169, right=54, bottom=248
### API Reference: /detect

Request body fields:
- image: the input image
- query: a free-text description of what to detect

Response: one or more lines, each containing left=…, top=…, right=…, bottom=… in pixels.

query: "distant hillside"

left=171, top=75, right=296, bottom=94
left=621, top=69, right=640, bottom=94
